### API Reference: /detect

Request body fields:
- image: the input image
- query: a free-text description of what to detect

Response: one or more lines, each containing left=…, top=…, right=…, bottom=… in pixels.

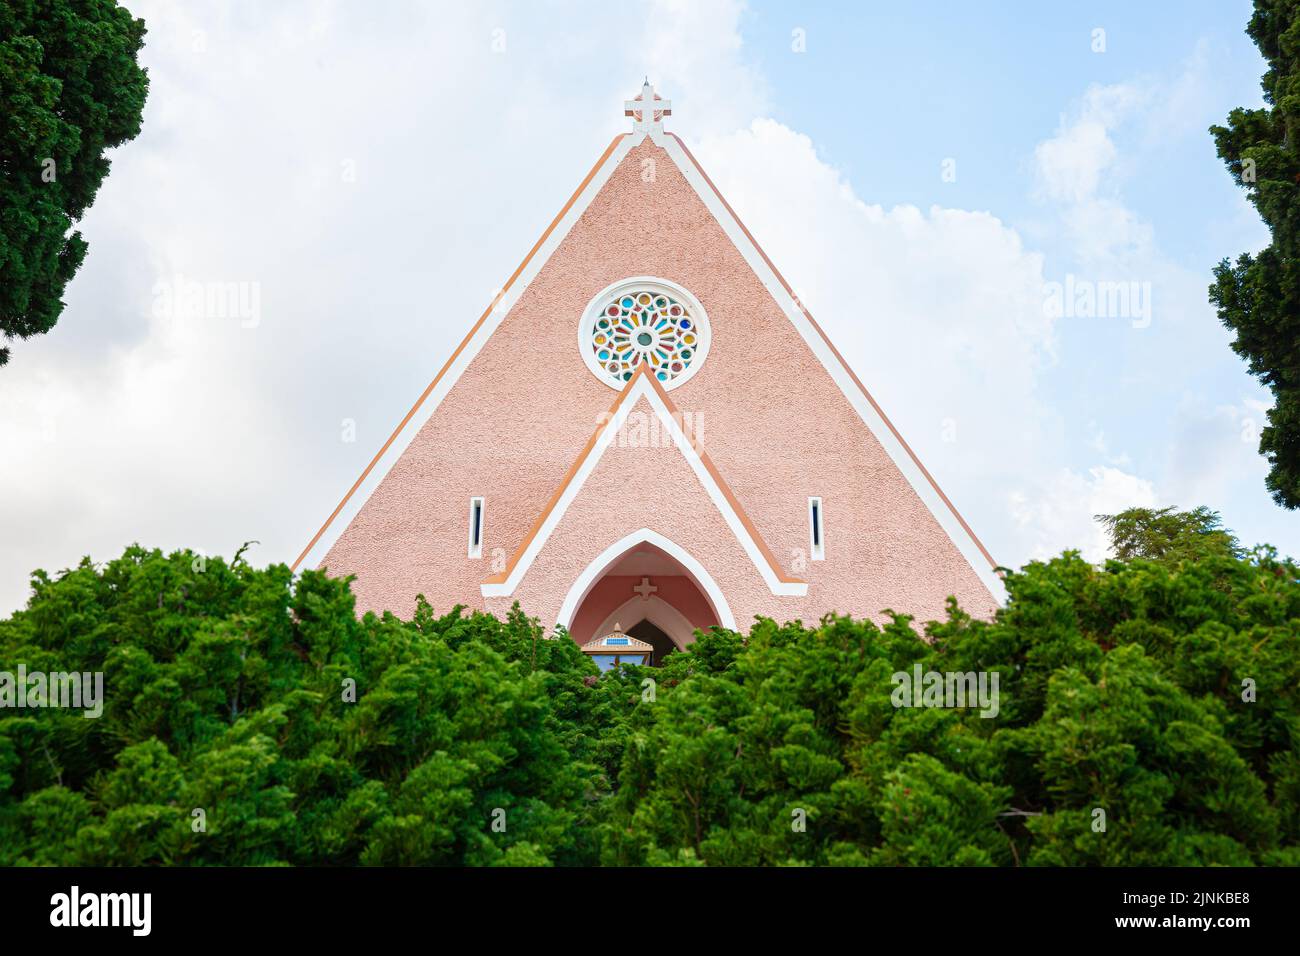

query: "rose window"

left=589, top=290, right=700, bottom=386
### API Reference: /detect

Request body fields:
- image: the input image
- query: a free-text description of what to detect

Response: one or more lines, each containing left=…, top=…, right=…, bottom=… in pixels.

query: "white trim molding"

left=554, top=529, right=736, bottom=631
left=578, top=276, right=711, bottom=391
left=480, top=371, right=807, bottom=600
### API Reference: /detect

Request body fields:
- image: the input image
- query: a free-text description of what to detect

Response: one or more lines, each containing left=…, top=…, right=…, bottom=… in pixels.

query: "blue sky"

left=738, top=0, right=1282, bottom=556
left=747, top=1, right=1261, bottom=258
left=0, top=0, right=1290, bottom=613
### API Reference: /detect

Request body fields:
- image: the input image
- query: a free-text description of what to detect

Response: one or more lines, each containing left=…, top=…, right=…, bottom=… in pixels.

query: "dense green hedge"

left=2, top=529, right=1298, bottom=865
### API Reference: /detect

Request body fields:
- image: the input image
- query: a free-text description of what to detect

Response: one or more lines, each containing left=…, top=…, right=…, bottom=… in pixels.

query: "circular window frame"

left=578, top=276, right=712, bottom=391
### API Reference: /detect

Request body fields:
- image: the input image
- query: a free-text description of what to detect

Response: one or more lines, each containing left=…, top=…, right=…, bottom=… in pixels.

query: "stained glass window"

left=588, top=289, right=701, bottom=386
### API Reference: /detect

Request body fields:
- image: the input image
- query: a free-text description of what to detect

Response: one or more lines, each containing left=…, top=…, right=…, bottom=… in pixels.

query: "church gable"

left=482, top=365, right=806, bottom=634
left=298, top=82, right=1000, bottom=625
left=483, top=363, right=804, bottom=595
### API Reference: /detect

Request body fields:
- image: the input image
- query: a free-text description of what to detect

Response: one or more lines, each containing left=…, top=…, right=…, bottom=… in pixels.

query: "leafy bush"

left=2, top=521, right=1297, bottom=866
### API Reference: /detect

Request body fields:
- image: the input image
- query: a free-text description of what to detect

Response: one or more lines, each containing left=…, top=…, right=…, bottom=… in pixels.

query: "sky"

left=0, top=0, right=1288, bottom=614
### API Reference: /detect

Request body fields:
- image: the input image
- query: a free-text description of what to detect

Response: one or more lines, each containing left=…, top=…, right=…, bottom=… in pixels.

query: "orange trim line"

left=291, top=134, right=627, bottom=572
left=484, top=362, right=803, bottom=587
left=669, top=133, right=999, bottom=571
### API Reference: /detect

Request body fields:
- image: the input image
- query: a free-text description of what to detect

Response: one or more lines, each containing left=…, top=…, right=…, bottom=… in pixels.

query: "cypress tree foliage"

left=0, top=549, right=634, bottom=865
left=1209, top=0, right=1300, bottom=507
left=1095, top=506, right=1241, bottom=563
left=0, top=0, right=149, bottom=366
left=1, top=511, right=1297, bottom=865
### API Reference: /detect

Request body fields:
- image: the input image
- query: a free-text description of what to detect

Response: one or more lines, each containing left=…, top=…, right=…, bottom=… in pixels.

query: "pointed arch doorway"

left=559, top=529, right=730, bottom=663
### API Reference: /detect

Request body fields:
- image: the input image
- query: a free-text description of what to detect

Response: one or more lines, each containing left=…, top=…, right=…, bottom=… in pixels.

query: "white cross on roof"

left=624, top=79, right=671, bottom=143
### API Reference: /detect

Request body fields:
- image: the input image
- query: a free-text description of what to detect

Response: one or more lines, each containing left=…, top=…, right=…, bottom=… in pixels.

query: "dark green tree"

left=599, top=536, right=1299, bottom=866
left=0, top=546, right=635, bottom=865
left=0, top=0, right=149, bottom=366
left=1210, top=0, right=1300, bottom=507
left=1095, top=505, right=1241, bottom=563
left=2, top=516, right=1297, bottom=867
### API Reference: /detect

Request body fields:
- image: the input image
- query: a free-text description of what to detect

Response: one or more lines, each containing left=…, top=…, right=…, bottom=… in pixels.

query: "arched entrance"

left=626, top=621, right=676, bottom=666
left=559, top=529, right=729, bottom=659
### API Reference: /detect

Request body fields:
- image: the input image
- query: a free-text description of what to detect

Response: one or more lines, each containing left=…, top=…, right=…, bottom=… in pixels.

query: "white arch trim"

left=555, top=529, right=736, bottom=632
left=593, top=595, right=703, bottom=651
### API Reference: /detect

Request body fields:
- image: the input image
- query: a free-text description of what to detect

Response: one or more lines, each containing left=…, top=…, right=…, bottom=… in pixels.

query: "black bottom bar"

left=0, top=865, right=1282, bottom=941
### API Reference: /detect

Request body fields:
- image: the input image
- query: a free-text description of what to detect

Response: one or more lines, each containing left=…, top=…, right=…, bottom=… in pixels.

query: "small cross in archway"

left=633, top=576, right=658, bottom=600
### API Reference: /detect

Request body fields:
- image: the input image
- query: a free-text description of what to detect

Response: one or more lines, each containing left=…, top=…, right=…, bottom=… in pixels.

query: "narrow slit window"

left=808, top=497, right=825, bottom=561
left=468, top=497, right=484, bottom=558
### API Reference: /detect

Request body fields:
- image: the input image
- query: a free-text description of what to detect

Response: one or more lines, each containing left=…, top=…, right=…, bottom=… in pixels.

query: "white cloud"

left=0, top=1, right=1285, bottom=615
left=2, top=0, right=611, bottom=609
left=644, top=0, right=767, bottom=132
left=0, top=0, right=782, bottom=612
left=1163, top=397, right=1272, bottom=510
left=1033, top=85, right=1139, bottom=205
left=1034, top=82, right=1159, bottom=263
left=1004, top=50, right=1282, bottom=561
left=1010, top=466, right=1159, bottom=562
left=689, top=119, right=1063, bottom=567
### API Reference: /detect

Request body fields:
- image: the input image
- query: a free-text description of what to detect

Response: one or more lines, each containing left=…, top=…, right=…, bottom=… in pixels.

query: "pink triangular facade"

left=297, top=91, right=1000, bottom=644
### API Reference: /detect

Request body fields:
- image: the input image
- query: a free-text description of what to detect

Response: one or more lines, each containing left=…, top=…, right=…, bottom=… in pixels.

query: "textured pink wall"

left=321, top=134, right=998, bottom=631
